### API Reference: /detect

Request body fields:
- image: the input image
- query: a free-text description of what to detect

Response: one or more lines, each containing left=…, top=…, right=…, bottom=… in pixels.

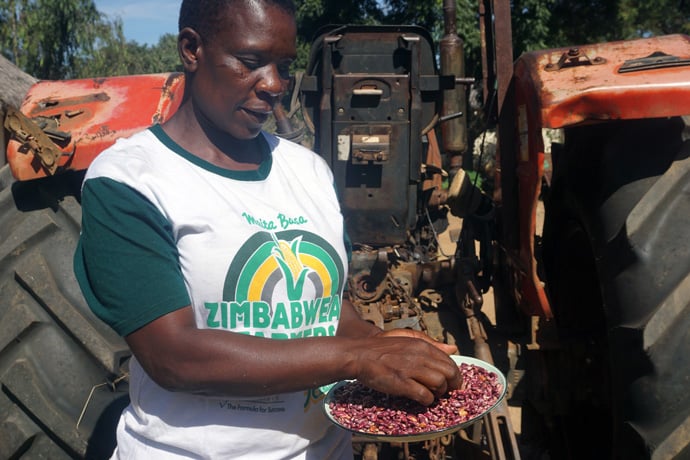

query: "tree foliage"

left=617, top=0, right=690, bottom=38
left=0, top=0, right=180, bottom=79
left=382, top=0, right=482, bottom=77
left=0, top=0, right=688, bottom=81
left=529, top=0, right=690, bottom=51
left=0, top=0, right=103, bottom=79
left=75, top=32, right=180, bottom=78
left=512, top=0, right=554, bottom=56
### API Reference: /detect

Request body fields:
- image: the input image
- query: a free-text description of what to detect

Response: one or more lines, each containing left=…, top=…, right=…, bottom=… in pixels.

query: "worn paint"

left=506, top=34, right=690, bottom=318
left=8, top=72, right=184, bottom=181
left=516, top=34, right=690, bottom=129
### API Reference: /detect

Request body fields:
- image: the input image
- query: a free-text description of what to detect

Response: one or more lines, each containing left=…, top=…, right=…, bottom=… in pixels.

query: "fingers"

left=353, top=335, right=462, bottom=406
left=434, top=342, right=459, bottom=355
left=376, top=329, right=462, bottom=392
left=404, top=380, right=438, bottom=406
left=379, top=329, right=459, bottom=356
left=385, top=356, right=459, bottom=406
left=416, top=351, right=463, bottom=395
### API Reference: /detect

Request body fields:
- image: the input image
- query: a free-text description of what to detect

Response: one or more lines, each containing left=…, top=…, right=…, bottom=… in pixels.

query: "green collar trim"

left=149, top=124, right=272, bottom=180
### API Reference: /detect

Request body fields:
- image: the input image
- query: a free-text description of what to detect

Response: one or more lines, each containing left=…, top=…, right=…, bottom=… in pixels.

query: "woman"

left=74, top=0, right=461, bottom=458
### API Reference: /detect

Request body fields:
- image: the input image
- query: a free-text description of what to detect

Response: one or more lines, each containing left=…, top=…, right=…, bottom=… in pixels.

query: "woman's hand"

left=337, top=299, right=462, bottom=405
left=375, top=328, right=459, bottom=355
left=346, top=331, right=462, bottom=406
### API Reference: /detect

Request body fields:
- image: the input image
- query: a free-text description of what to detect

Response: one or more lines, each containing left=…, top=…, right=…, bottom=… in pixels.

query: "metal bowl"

left=323, top=355, right=507, bottom=443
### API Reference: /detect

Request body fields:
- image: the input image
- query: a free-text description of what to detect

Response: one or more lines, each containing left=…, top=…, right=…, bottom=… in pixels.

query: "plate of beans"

left=324, top=355, right=506, bottom=442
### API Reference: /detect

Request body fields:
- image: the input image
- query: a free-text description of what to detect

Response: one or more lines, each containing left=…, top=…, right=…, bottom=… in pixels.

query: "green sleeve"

left=74, top=177, right=191, bottom=336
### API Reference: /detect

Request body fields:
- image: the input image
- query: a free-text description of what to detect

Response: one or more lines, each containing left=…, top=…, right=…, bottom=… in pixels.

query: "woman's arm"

left=125, top=301, right=461, bottom=406
left=335, top=297, right=383, bottom=338
left=336, top=297, right=459, bottom=354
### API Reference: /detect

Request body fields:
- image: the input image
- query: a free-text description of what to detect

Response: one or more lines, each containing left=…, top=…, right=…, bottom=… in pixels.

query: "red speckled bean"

left=328, top=363, right=503, bottom=436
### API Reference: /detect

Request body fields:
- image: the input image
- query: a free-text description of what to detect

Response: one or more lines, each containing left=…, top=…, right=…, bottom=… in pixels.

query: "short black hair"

left=179, top=0, right=296, bottom=42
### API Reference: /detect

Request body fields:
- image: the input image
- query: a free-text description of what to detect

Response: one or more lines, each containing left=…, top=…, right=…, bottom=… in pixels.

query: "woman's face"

left=190, top=1, right=296, bottom=141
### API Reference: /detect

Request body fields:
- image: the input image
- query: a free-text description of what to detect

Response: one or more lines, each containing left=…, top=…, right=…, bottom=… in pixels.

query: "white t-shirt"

left=75, top=125, right=353, bottom=459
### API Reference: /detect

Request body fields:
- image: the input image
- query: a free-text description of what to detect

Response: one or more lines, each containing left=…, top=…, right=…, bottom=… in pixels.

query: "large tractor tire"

left=0, top=165, right=130, bottom=459
left=538, top=116, right=690, bottom=459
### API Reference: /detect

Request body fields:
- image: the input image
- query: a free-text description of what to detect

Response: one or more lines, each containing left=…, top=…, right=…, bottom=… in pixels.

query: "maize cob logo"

left=271, top=233, right=310, bottom=299
left=225, top=230, right=345, bottom=306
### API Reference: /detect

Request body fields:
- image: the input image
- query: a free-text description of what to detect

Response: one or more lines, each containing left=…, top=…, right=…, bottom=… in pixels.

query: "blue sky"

left=94, top=0, right=182, bottom=45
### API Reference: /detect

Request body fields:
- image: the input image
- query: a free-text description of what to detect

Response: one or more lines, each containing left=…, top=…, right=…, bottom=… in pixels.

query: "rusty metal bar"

left=492, top=0, right=514, bottom=116
left=478, top=0, right=514, bottom=117
left=458, top=269, right=522, bottom=460
left=479, top=0, right=494, bottom=107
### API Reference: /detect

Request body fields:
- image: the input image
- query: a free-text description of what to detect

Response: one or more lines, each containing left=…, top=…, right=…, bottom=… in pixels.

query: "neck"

left=162, top=106, right=265, bottom=171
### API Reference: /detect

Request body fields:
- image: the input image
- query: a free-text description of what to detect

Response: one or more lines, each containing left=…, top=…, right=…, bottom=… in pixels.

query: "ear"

left=178, top=27, right=202, bottom=72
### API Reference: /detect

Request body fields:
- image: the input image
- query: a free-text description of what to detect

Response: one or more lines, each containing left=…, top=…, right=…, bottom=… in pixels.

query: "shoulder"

left=86, top=127, right=161, bottom=182
left=262, top=131, right=333, bottom=178
left=262, top=131, right=316, bottom=157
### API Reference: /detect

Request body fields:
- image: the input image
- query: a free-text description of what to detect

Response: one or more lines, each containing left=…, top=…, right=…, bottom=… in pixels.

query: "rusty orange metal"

left=507, top=34, right=690, bottom=318
left=7, top=72, right=185, bottom=181
left=516, top=34, right=690, bottom=129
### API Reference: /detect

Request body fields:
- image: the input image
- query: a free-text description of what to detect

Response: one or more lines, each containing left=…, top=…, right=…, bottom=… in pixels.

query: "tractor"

left=1, top=1, right=688, bottom=458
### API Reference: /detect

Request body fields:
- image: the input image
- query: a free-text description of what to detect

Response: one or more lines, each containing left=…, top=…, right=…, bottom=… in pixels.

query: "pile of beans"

left=328, top=362, right=503, bottom=436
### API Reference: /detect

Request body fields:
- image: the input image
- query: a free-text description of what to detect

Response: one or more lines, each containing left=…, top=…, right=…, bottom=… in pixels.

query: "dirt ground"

left=436, top=214, right=523, bottom=434
left=434, top=201, right=546, bottom=448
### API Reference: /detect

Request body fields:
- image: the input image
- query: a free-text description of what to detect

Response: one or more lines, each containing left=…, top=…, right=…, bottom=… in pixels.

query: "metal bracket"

left=4, top=107, right=65, bottom=175
left=545, top=48, right=606, bottom=71
left=619, top=51, right=690, bottom=73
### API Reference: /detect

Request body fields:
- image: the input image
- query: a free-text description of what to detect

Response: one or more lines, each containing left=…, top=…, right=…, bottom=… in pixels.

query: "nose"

left=256, top=64, right=287, bottom=99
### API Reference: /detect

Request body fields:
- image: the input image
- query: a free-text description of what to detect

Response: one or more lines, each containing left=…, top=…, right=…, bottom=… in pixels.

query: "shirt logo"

left=203, top=230, right=345, bottom=339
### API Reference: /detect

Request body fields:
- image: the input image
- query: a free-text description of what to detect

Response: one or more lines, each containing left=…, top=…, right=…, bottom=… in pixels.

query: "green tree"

left=512, top=0, right=553, bottom=55
left=294, top=0, right=384, bottom=69
left=384, top=0, right=443, bottom=32
left=148, top=34, right=182, bottom=73
left=546, top=0, right=690, bottom=47
left=0, top=0, right=179, bottom=79
left=0, top=0, right=107, bottom=79
left=75, top=31, right=180, bottom=77
left=547, top=0, right=621, bottom=46
left=3, top=0, right=689, bottom=81
left=617, top=0, right=690, bottom=37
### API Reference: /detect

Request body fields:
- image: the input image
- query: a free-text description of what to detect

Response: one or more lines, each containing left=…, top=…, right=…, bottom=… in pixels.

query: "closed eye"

left=238, top=57, right=261, bottom=70
left=233, top=53, right=293, bottom=80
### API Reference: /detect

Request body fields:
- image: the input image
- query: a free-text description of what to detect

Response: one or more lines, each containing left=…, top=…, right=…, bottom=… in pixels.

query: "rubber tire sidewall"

left=540, top=116, right=690, bottom=460
left=0, top=166, right=129, bottom=459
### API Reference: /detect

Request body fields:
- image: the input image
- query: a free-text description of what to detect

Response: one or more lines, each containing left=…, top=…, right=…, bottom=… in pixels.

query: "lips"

left=242, top=106, right=272, bottom=125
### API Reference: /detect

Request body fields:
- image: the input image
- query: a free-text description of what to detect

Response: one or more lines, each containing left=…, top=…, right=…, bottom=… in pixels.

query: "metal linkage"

left=456, top=244, right=521, bottom=460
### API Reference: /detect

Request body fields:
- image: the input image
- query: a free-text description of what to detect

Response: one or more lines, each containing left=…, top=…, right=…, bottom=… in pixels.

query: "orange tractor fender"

left=500, top=33, right=690, bottom=319
left=6, top=72, right=185, bottom=181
